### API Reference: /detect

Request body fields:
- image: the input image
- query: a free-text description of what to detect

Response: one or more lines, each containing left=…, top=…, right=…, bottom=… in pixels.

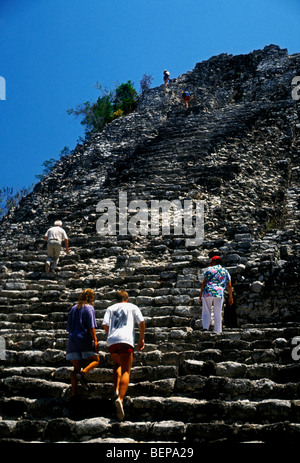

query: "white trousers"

left=202, top=296, right=223, bottom=333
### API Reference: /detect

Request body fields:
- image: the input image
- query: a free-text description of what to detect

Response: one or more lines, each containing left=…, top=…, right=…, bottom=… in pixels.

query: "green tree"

left=67, top=93, right=114, bottom=138
left=113, top=81, right=138, bottom=115
left=67, top=81, right=139, bottom=139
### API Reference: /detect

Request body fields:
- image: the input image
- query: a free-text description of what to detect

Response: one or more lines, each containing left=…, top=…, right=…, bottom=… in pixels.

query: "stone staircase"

left=0, top=45, right=300, bottom=443
left=0, top=243, right=299, bottom=443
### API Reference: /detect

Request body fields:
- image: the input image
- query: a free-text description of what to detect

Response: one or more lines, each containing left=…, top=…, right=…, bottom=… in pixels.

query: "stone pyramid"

left=0, top=44, right=299, bottom=443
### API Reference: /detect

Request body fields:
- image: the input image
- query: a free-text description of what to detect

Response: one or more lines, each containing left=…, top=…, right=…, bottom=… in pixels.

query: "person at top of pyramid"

left=163, top=70, right=170, bottom=87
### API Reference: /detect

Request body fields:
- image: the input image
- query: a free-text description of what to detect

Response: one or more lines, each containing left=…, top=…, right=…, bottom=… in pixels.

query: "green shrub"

left=113, top=81, right=138, bottom=115
left=67, top=81, right=139, bottom=139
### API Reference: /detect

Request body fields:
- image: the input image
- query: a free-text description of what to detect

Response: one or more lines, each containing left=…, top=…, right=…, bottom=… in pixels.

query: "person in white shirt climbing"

left=44, top=220, right=69, bottom=273
left=102, top=290, right=145, bottom=421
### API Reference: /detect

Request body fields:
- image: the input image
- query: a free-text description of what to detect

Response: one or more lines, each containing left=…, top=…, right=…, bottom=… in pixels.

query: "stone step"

left=0, top=289, right=201, bottom=306
left=2, top=353, right=299, bottom=382
left=0, top=365, right=178, bottom=383
left=2, top=347, right=294, bottom=371
left=0, top=413, right=299, bottom=443
left=0, top=313, right=192, bottom=330
left=1, top=316, right=298, bottom=337
left=1, top=334, right=294, bottom=365
left=128, top=395, right=300, bottom=425
left=0, top=395, right=299, bottom=443
left=1, top=326, right=296, bottom=364
left=1, top=362, right=299, bottom=403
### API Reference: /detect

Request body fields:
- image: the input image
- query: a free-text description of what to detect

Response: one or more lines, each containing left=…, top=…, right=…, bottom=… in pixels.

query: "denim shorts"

left=66, top=351, right=97, bottom=361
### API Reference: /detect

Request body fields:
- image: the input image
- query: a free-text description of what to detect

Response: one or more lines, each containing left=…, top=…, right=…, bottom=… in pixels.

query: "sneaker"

left=115, top=397, right=125, bottom=421
left=76, top=372, right=89, bottom=390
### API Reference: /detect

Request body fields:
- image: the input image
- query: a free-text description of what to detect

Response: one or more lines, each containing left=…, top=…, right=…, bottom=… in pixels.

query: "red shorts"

left=108, top=343, right=134, bottom=355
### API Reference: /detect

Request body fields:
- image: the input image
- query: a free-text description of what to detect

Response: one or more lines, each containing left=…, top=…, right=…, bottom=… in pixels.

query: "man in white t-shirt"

left=102, top=290, right=145, bottom=420
left=44, top=220, right=69, bottom=273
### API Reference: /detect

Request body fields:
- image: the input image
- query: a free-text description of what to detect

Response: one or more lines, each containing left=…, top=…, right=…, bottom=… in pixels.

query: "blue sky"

left=1, top=0, right=300, bottom=193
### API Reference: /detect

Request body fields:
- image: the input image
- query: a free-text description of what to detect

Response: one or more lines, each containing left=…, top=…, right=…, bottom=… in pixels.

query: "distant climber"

left=66, top=289, right=99, bottom=398
left=199, top=256, right=233, bottom=334
left=102, top=290, right=145, bottom=421
left=163, top=70, right=170, bottom=87
left=181, top=90, right=193, bottom=108
left=44, top=220, right=69, bottom=273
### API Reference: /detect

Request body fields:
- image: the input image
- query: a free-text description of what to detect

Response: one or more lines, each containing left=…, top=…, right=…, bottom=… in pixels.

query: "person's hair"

left=77, top=289, right=95, bottom=309
left=54, top=220, right=62, bottom=226
left=116, top=290, right=129, bottom=302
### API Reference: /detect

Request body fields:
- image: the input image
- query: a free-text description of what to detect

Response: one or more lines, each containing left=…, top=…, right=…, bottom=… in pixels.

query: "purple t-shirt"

left=66, top=304, right=97, bottom=353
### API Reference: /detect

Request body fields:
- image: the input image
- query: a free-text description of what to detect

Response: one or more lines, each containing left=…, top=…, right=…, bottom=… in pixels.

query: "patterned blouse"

left=202, top=265, right=231, bottom=298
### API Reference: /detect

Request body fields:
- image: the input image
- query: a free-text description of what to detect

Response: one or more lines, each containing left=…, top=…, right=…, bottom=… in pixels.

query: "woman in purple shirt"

left=66, top=289, right=99, bottom=397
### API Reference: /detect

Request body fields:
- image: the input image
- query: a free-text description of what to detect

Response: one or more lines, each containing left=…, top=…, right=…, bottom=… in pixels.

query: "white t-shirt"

left=45, top=226, right=68, bottom=243
left=103, top=302, right=144, bottom=348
